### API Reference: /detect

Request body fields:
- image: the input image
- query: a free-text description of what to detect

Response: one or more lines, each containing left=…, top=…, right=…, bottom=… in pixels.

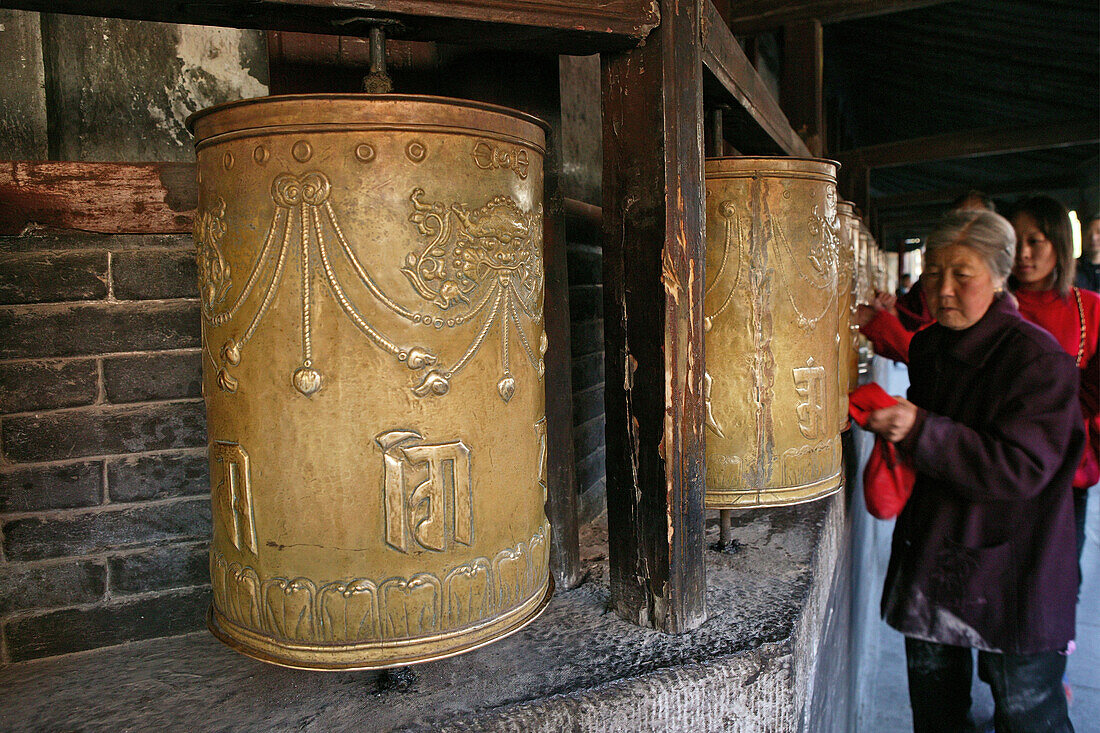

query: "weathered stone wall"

left=0, top=11, right=48, bottom=160
left=39, top=15, right=267, bottom=161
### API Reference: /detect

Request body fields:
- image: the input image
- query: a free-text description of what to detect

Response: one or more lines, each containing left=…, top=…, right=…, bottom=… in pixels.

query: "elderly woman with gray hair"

left=866, top=209, right=1085, bottom=732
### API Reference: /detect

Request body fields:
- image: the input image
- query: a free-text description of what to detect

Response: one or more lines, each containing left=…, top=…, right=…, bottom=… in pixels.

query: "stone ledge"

left=0, top=488, right=849, bottom=732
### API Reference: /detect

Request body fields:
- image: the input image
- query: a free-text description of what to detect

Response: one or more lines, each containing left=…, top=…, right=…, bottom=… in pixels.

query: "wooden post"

left=602, top=0, right=707, bottom=633
left=780, top=19, right=824, bottom=157
left=841, top=163, right=871, bottom=218
left=898, top=241, right=906, bottom=288
left=520, top=59, right=585, bottom=590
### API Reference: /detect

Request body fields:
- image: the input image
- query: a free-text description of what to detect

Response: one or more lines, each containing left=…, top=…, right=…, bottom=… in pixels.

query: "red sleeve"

left=860, top=311, right=913, bottom=364
left=1080, top=290, right=1100, bottom=419
left=1079, top=303, right=1099, bottom=486
left=896, top=279, right=935, bottom=331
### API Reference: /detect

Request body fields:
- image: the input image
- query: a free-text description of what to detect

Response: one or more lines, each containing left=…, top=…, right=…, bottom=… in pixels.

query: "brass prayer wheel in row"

left=703, top=157, right=843, bottom=508
left=189, top=95, right=552, bottom=670
left=837, top=201, right=860, bottom=402
left=870, top=235, right=888, bottom=292
left=856, top=223, right=876, bottom=374
left=856, top=223, right=875, bottom=305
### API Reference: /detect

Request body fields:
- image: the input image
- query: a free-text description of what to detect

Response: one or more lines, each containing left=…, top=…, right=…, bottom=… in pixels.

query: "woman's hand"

left=872, top=291, right=898, bottom=316
left=866, top=397, right=918, bottom=443
left=855, top=303, right=877, bottom=328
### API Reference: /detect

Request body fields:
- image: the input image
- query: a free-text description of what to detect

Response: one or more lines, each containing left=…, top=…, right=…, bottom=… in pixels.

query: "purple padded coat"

left=883, top=294, right=1085, bottom=654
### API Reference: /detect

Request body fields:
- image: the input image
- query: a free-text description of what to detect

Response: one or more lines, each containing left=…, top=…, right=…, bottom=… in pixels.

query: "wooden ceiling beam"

left=780, top=19, right=824, bottom=156
left=873, top=174, right=1082, bottom=210
left=724, top=0, right=952, bottom=35
left=700, top=0, right=810, bottom=157
left=0, top=0, right=658, bottom=53
left=839, top=119, right=1100, bottom=170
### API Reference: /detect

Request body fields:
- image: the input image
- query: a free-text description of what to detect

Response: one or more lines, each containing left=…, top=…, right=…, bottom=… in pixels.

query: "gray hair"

left=925, top=209, right=1016, bottom=284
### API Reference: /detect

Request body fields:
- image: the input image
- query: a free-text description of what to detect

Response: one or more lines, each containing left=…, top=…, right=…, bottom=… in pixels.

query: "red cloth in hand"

left=849, top=383, right=917, bottom=520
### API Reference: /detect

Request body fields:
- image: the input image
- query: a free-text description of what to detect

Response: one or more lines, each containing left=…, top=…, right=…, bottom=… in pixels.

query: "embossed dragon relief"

left=195, top=168, right=546, bottom=401
left=210, top=522, right=550, bottom=644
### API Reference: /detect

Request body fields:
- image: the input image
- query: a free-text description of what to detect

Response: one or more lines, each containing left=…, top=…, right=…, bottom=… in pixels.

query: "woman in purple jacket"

left=867, top=209, right=1085, bottom=733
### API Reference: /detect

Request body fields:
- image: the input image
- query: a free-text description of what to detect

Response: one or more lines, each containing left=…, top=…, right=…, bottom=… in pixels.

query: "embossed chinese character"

left=793, top=357, right=828, bottom=440
left=376, top=430, right=473, bottom=553
left=212, top=440, right=258, bottom=554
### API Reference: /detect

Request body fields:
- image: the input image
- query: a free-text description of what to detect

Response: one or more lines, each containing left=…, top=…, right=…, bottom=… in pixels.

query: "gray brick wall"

left=566, top=235, right=605, bottom=524
left=559, top=54, right=604, bottom=525
left=0, top=229, right=209, bottom=664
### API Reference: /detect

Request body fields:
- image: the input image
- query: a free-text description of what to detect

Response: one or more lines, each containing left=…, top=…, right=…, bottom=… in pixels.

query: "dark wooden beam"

left=3, top=0, right=657, bottom=53
left=265, top=30, right=442, bottom=94
left=563, top=196, right=602, bottom=240
left=701, top=0, right=811, bottom=157
left=724, top=0, right=952, bottom=35
left=780, top=19, right=824, bottom=157
left=840, top=163, right=871, bottom=217
left=873, top=175, right=1082, bottom=210
left=0, top=161, right=195, bottom=235
left=602, top=0, right=707, bottom=633
left=839, top=119, right=1100, bottom=170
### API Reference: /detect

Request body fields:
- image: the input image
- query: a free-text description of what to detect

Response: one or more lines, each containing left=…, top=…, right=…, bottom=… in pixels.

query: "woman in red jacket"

left=1010, top=195, right=1100, bottom=570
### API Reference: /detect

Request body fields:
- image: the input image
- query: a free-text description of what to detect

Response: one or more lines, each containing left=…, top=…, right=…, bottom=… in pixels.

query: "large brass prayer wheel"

left=189, top=95, right=553, bottom=670
left=703, top=157, right=843, bottom=508
left=837, top=201, right=860, bottom=404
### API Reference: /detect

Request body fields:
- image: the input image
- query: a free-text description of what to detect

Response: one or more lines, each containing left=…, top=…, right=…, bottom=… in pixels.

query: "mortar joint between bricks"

left=0, top=395, right=204, bottom=420
left=94, top=358, right=106, bottom=405
left=104, top=553, right=113, bottom=602
left=0, top=583, right=213, bottom=624
left=0, top=492, right=208, bottom=522
left=0, top=445, right=207, bottom=472
left=105, top=251, right=115, bottom=302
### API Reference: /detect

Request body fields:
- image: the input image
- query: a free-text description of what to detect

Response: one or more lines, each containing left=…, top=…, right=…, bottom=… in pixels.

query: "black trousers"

left=1073, top=488, right=1088, bottom=561
left=904, top=637, right=1073, bottom=733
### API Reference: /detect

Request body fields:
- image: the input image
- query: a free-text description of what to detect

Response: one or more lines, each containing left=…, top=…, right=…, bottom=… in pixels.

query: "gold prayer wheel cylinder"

left=856, top=222, right=875, bottom=374
left=836, top=201, right=859, bottom=426
left=189, top=95, right=553, bottom=670
left=871, top=238, right=888, bottom=292
left=703, top=157, right=843, bottom=508
left=856, top=223, right=875, bottom=304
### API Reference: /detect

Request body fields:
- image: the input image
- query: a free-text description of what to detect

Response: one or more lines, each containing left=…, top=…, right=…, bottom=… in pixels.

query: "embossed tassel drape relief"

left=190, top=95, right=553, bottom=669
